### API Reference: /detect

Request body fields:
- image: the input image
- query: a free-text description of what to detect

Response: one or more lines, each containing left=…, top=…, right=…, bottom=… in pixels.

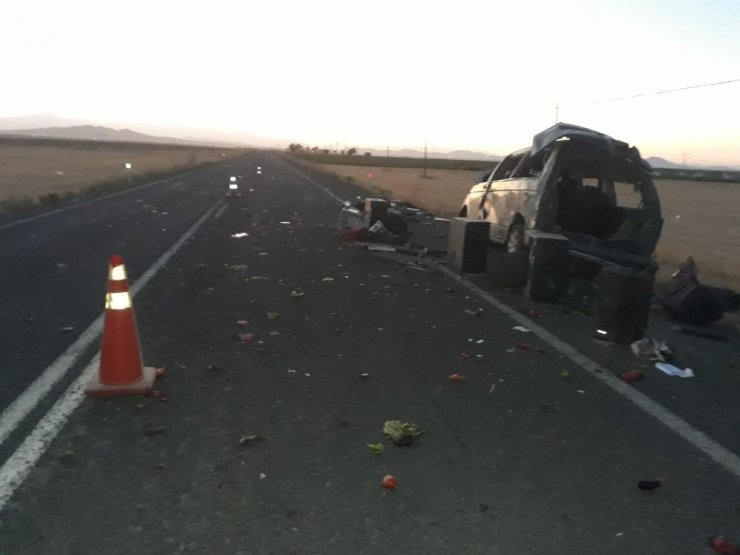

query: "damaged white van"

left=459, top=123, right=663, bottom=269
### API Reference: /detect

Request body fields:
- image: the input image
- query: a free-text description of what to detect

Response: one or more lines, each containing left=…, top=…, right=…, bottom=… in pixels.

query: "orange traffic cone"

left=86, top=255, right=156, bottom=396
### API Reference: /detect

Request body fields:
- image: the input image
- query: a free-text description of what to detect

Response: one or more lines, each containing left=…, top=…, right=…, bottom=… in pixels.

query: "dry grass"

left=0, top=142, right=245, bottom=201
left=310, top=162, right=740, bottom=291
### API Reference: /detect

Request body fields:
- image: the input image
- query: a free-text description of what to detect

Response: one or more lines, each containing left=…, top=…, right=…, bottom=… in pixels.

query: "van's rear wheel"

left=505, top=223, right=526, bottom=253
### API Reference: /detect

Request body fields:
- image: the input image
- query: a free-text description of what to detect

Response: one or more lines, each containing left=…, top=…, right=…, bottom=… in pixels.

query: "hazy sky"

left=2, top=0, right=740, bottom=164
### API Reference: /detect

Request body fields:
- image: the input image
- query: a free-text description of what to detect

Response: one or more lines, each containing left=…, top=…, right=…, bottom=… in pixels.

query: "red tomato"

left=381, top=475, right=397, bottom=490
left=448, top=373, right=465, bottom=382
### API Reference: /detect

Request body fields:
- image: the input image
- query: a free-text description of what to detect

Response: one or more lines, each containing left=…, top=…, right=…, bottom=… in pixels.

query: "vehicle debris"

left=630, top=338, right=673, bottom=361
left=654, top=363, right=694, bottom=378
left=230, top=232, right=249, bottom=238
left=383, top=420, right=421, bottom=446
left=238, top=434, right=264, bottom=446
left=659, top=257, right=724, bottom=325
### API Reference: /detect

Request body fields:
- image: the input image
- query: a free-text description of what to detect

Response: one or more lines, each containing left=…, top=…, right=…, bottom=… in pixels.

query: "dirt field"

left=0, top=139, right=246, bottom=202
left=309, top=162, right=740, bottom=291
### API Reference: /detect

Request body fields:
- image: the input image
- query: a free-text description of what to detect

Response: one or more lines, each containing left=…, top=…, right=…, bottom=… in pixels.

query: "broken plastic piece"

left=655, top=362, right=694, bottom=378
left=631, top=338, right=673, bottom=361
left=239, top=434, right=264, bottom=446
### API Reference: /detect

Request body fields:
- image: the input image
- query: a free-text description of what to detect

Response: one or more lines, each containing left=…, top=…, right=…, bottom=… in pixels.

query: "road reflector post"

left=86, top=255, right=157, bottom=396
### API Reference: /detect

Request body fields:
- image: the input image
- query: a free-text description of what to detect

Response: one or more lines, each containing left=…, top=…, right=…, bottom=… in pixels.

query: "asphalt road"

left=1, top=151, right=739, bottom=554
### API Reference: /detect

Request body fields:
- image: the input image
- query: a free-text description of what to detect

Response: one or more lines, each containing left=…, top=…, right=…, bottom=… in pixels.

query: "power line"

left=569, top=77, right=740, bottom=108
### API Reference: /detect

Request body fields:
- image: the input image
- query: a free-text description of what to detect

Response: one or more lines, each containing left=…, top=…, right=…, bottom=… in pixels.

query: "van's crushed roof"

left=531, top=123, right=651, bottom=170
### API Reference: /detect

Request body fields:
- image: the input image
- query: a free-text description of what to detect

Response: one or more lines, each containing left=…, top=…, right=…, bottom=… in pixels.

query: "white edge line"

left=281, top=159, right=345, bottom=204
left=0, top=355, right=99, bottom=510
left=437, top=264, right=740, bottom=479
left=0, top=198, right=226, bottom=451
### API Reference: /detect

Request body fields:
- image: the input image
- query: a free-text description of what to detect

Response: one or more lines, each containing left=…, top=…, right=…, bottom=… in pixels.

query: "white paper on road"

left=655, top=362, right=695, bottom=378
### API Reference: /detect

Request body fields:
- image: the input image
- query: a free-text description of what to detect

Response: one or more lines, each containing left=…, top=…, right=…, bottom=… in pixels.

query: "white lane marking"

left=0, top=198, right=226, bottom=450
left=213, top=202, right=228, bottom=220
left=281, top=160, right=345, bottom=204
left=437, top=265, right=740, bottom=480
left=0, top=355, right=99, bottom=511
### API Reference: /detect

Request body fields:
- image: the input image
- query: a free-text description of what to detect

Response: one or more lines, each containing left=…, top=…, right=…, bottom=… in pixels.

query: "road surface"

left=1, top=151, right=739, bottom=554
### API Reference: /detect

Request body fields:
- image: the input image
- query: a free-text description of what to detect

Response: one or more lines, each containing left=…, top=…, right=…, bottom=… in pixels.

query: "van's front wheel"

left=505, top=223, right=526, bottom=253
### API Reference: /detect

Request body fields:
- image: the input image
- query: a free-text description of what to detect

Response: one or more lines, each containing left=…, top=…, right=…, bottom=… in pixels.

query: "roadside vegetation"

left=0, top=137, right=250, bottom=217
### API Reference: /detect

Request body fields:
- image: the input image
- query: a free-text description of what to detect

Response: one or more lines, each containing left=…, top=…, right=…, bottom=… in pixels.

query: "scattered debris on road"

left=710, top=536, right=740, bottom=554
left=381, top=475, right=397, bottom=490
left=59, top=326, right=75, bottom=333
left=230, top=232, right=249, bottom=238
left=655, top=362, right=695, bottom=378
left=367, top=443, right=384, bottom=455
left=630, top=338, right=673, bottom=361
left=620, top=370, right=645, bottom=383
left=513, top=326, right=531, bottom=333
left=383, top=420, right=421, bottom=446
left=143, top=425, right=166, bottom=436
left=559, top=370, right=571, bottom=380
left=358, top=373, right=370, bottom=381
left=238, top=434, right=264, bottom=446
left=448, top=373, right=465, bottom=383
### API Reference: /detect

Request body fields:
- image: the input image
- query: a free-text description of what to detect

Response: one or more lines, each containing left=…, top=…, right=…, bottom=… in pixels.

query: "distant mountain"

left=0, top=125, right=243, bottom=147
left=0, top=113, right=92, bottom=130
left=360, top=147, right=501, bottom=161
left=646, top=156, right=681, bottom=169
left=113, top=123, right=286, bottom=148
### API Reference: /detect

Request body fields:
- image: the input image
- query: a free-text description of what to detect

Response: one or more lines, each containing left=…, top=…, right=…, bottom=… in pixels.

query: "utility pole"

left=681, top=152, right=690, bottom=167
left=423, top=141, right=428, bottom=178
